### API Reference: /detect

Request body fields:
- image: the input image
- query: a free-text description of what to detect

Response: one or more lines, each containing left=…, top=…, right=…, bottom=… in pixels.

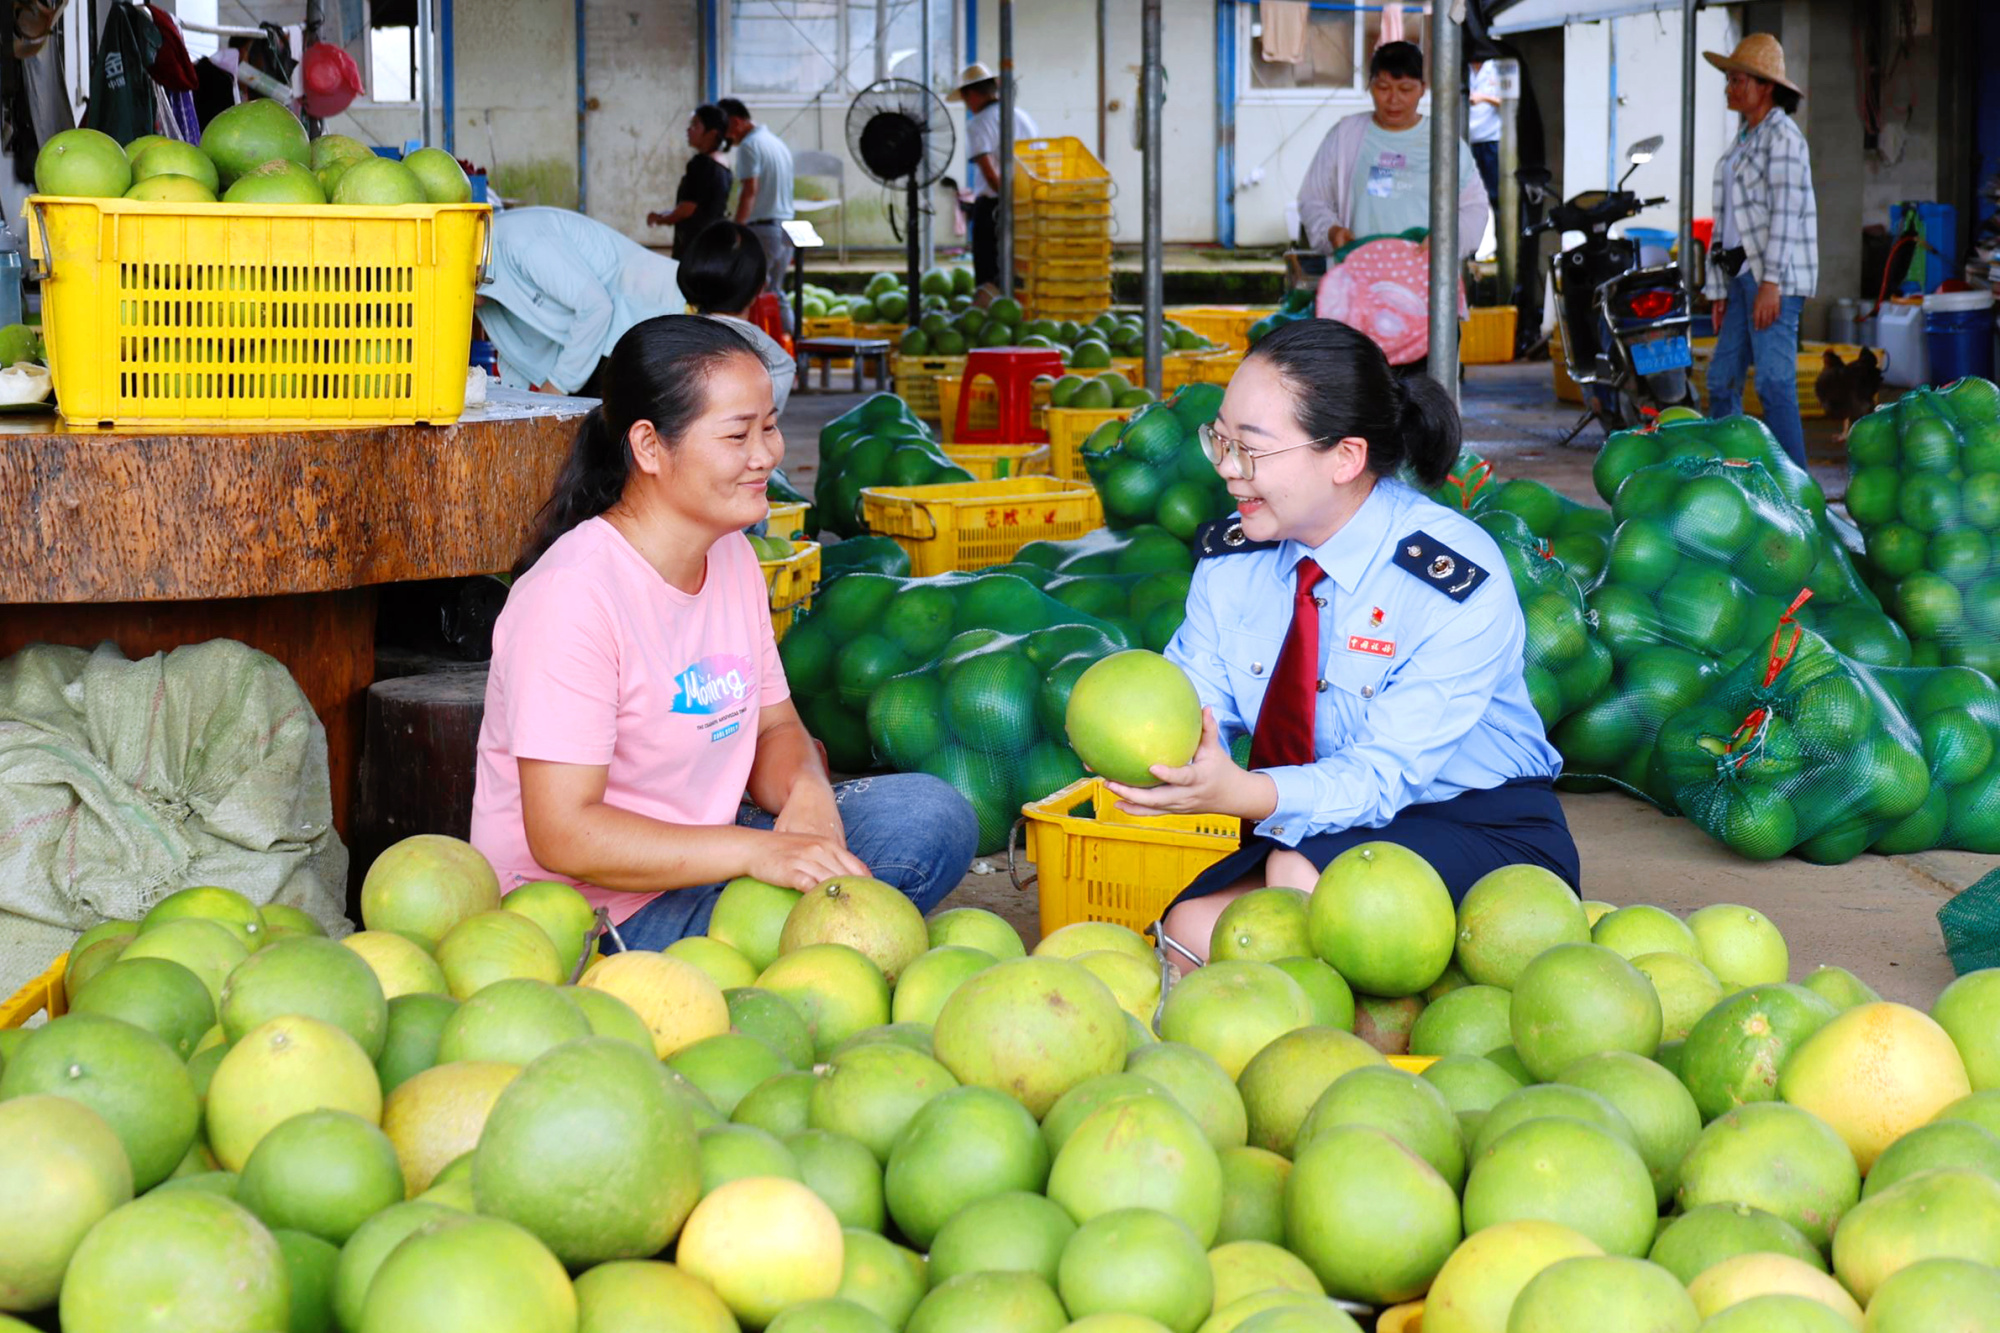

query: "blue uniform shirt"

left=1164, top=477, right=1562, bottom=846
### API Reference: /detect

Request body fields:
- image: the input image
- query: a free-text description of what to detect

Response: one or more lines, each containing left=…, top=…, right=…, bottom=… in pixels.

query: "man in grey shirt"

left=721, top=98, right=797, bottom=331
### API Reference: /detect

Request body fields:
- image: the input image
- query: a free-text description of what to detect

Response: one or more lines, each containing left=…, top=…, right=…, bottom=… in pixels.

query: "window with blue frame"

left=726, top=0, right=958, bottom=102
left=1243, top=1, right=1429, bottom=96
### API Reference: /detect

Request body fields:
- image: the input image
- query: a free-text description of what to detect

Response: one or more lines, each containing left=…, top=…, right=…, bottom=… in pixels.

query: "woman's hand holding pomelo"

left=1104, top=709, right=1278, bottom=820
left=750, top=829, right=869, bottom=893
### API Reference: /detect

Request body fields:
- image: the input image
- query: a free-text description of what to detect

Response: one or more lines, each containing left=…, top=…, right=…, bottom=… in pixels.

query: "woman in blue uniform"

left=1106, top=319, right=1580, bottom=963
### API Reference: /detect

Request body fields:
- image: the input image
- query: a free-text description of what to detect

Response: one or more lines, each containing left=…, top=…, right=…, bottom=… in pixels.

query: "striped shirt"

left=1707, top=106, right=1818, bottom=300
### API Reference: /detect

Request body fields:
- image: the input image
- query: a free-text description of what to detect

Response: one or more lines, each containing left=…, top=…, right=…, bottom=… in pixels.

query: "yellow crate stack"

left=1013, top=138, right=1114, bottom=321
left=860, top=476, right=1103, bottom=576
left=759, top=541, right=821, bottom=641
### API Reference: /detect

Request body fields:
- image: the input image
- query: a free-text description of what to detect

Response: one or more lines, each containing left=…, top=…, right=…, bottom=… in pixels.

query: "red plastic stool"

left=748, top=292, right=795, bottom=357
left=955, top=348, right=1065, bottom=444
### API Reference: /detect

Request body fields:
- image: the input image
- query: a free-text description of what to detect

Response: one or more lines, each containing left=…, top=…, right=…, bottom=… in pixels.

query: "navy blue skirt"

left=1171, top=777, right=1581, bottom=912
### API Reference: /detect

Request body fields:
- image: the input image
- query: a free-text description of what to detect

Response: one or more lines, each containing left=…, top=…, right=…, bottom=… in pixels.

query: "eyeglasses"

left=1196, top=421, right=1327, bottom=481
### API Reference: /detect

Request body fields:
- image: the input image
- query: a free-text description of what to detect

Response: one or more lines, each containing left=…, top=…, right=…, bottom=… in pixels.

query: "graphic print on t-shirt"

left=672, top=653, right=756, bottom=716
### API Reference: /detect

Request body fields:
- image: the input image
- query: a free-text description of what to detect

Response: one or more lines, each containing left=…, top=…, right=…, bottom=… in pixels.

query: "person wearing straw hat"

left=1702, top=33, right=1818, bottom=467
left=948, top=62, right=1040, bottom=295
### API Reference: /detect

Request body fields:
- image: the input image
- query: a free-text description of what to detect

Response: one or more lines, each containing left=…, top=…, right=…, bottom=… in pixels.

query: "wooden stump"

left=350, top=667, right=489, bottom=918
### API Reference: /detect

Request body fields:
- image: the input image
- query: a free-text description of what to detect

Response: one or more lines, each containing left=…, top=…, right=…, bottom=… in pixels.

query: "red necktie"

left=1249, top=557, right=1326, bottom=773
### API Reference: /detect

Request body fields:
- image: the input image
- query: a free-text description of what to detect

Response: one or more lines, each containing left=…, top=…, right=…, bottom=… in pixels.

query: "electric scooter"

left=1519, top=135, right=1695, bottom=439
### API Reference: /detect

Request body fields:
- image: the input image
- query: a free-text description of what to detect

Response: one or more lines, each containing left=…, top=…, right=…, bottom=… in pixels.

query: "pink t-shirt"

left=469, top=517, right=790, bottom=923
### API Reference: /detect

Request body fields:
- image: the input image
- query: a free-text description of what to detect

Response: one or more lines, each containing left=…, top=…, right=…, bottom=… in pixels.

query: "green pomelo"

left=1283, top=1124, right=1461, bottom=1304
left=1462, top=1116, right=1657, bottom=1256
left=1272, top=957, right=1356, bottom=1032
left=1420, top=1053, right=1522, bottom=1115
left=725, top=985, right=815, bottom=1067
left=1506, top=1255, right=1698, bottom=1333
left=1159, top=960, right=1314, bottom=1080
left=360, top=835, right=501, bottom=950
left=34, top=127, right=131, bottom=197
left=142, top=885, right=266, bottom=950
left=1126, top=1042, right=1250, bottom=1151
left=838, top=1229, right=928, bottom=1329
left=1680, top=982, right=1837, bottom=1121
left=1470, top=1083, right=1638, bottom=1158
left=200, top=98, right=310, bottom=186
left=1297, top=1062, right=1464, bottom=1188
left=1214, top=1146, right=1290, bottom=1246
left=1830, top=1167, right=2000, bottom=1307
left=359, top=1214, right=575, bottom=1333
left=1353, top=994, right=1426, bottom=1056
left=1557, top=1050, right=1702, bottom=1205
left=1034, top=921, right=1154, bottom=965
left=1238, top=1027, right=1384, bottom=1156
left=788, top=1129, right=885, bottom=1231
left=221, top=934, right=389, bottom=1059
left=1937, top=1090, right=2000, bottom=1138
left=0, top=1013, right=196, bottom=1192
left=331, top=1202, right=464, bottom=1332
left=435, top=976, right=588, bottom=1066
left=767, top=1298, right=893, bottom=1333
left=757, top=944, right=892, bottom=1060
left=1058, top=1209, right=1213, bottom=1333
left=927, top=907, right=1026, bottom=958
left=272, top=1227, right=339, bottom=1333
left=697, top=1123, right=800, bottom=1193
left=782, top=877, right=929, bottom=986
left=1509, top=943, right=1662, bottom=1080
left=1071, top=949, right=1163, bottom=1026
left=58, top=1190, right=287, bottom=1333
left=222, top=158, right=325, bottom=204
left=667, top=1031, right=791, bottom=1117
left=376, top=991, right=459, bottom=1094
left=561, top=983, right=654, bottom=1053
left=932, top=956, right=1126, bottom=1118
left=1419, top=1219, right=1602, bottom=1333
left=1207, top=1239, right=1320, bottom=1311
left=1048, top=1095, right=1224, bottom=1243
left=308, top=133, right=372, bottom=171
left=205, top=1014, right=382, bottom=1172
left=892, top=946, right=996, bottom=1026
left=1308, top=843, right=1455, bottom=997
left=927, top=1191, right=1077, bottom=1287
left=1675, top=1101, right=1862, bottom=1251
left=1591, top=904, right=1700, bottom=960
left=1042, top=1073, right=1173, bottom=1157
left=1408, top=984, right=1513, bottom=1058
left=1064, top=650, right=1203, bottom=786
left=380, top=1059, right=519, bottom=1197
left=403, top=146, right=472, bottom=203
left=501, top=880, right=595, bottom=980
left=1452, top=864, right=1589, bottom=989
left=118, top=917, right=248, bottom=1010
left=471, top=1037, right=701, bottom=1266
left=0, top=1094, right=133, bottom=1311
left=332, top=155, right=426, bottom=205
left=906, top=1272, right=1068, bottom=1333
left=341, top=929, right=450, bottom=1000
left=235, top=1108, right=402, bottom=1244
left=1646, top=1202, right=1824, bottom=1285
left=572, top=1259, right=737, bottom=1333
left=69, top=956, right=216, bottom=1060
left=1859, top=1256, right=2000, bottom=1333
left=1631, top=950, right=1725, bottom=1043
left=1861, top=1118, right=2000, bottom=1197
left=732, top=1069, right=816, bottom=1137
left=1692, top=1293, right=1858, bottom=1333
left=436, top=911, right=563, bottom=998
left=1197, top=1292, right=1327, bottom=1333
left=710, top=877, right=805, bottom=972
left=675, top=1175, right=845, bottom=1324
left=1209, top=888, right=1313, bottom=963
left=1934, top=968, right=2000, bottom=1091
left=807, top=1040, right=958, bottom=1162
left=1687, top=903, right=1790, bottom=991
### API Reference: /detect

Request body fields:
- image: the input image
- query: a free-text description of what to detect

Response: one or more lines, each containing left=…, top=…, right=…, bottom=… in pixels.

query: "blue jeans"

left=603, top=773, right=979, bottom=952
left=1706, top=268, right=1807, bottom=468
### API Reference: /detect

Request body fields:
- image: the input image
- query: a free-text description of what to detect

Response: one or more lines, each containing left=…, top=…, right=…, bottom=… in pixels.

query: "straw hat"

left=945, top=62, right=998, bottom=103
left=1703, top=33, right=1802, bottom=96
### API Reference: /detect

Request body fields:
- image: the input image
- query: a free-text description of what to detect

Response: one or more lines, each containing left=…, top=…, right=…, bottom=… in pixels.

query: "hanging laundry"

left=1379, top=2, right=1407, bottom=45
left=85, top=3, right=162, bottom=145
left=1260, top=1, right=1309, bottom=65
left=145, top=5, right=199, bottom=92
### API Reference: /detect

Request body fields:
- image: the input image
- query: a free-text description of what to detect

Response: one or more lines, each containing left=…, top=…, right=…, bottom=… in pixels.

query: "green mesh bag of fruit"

left=1869, top=663, right=2000, bottom=854
left=1842, top=377, right=2000, bottom=677
left=1080, top=382, right=1235, bottom=538
left=777, top=568, right=1132, bottom=853
left=1654, top=593, right=1932, bottom=863
left=1432, top=452, right=1617, bottom=585
left=814, top=394, right=976, bottom=538
left=1473, top=513, right=1613, bottom=732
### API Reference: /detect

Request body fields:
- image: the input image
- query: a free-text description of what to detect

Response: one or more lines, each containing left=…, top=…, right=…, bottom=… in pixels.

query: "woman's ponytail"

left=1245, top=318, right=1465, bottom=489
left=511, top=316, right=758, bottom=578
left=1396, top=372, right=1463, bottom=490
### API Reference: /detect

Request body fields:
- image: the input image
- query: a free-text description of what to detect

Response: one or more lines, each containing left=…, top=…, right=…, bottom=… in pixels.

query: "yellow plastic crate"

left=1015, top=254, right=1112, bottom=284
left=1550, top=324, right=1583, bottom=404
left=935, top=373, right=1050, bottom=443
left=891, top=353, right=965, bottom=421
left=943, top=443, right=1052, bottom=479
left=1688, top=338, right=1883, bottom=420
left=1013, top=137, right=1113, bottom=205
left=1189, top=349, right=1245, bottom=386
left=852, top=321, right=906, bottom=343
left=1167, top=305, right=1275, bottom=354
left=2, top=952, right=68, bottom=1028
left=1023, top=293, right=1115, bottom=322
left=765, top=501, right=808, bottom=542
left=1020, top=272, right=1115, bottom=301
left=1015, top=776, right=1240, bottom=938
left=759, top=540, right=820, bottom=641
left=801, top=314, right=854, bottom=340
left=1045, top=405, right=1138, bottom=481
left=27, top=195, right=489, bottom=427
left=1020, top=236, right=1114, bottom=263
left=859, top=476, right=1103, bottom=576
left=1017, top=206, right=1116, bottom=237
left=1460, top=305, right=1518, bottom=364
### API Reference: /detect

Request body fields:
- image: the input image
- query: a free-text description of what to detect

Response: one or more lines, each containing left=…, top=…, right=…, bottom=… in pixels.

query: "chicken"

left=1815, top=348, right=1884, bottom=443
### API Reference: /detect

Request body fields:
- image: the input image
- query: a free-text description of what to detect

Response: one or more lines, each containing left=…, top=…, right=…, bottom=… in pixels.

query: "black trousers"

left=970, top=196, right=1000, bottom=289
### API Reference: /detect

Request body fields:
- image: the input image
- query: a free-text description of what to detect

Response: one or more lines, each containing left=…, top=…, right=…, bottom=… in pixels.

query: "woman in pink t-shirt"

left=470, top=316, right=978, bottom=950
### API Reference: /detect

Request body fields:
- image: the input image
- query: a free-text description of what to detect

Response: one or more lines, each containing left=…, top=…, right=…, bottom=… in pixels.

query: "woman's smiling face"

left=644, top=351, right=783, bottom=535
left=1215, top=354, right=1370, bottom=547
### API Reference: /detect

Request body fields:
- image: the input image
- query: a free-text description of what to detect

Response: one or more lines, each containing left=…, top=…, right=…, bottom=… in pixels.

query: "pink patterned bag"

left=1315, top=235, right=1466, bottom=366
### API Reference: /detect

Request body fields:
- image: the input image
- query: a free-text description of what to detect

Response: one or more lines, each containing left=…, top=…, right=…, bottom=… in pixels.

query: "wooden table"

left=0, top=392, right=588, bottom=839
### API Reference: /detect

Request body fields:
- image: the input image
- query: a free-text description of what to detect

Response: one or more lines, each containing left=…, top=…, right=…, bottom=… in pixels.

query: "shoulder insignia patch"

left=1392, top=529, right=1489, bottom=602
left=1193, top=518, right=1281, bottom=559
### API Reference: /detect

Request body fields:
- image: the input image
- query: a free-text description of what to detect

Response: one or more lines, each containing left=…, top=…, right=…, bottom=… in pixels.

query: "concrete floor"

left=777, top=361, right=1999, bottom=1009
